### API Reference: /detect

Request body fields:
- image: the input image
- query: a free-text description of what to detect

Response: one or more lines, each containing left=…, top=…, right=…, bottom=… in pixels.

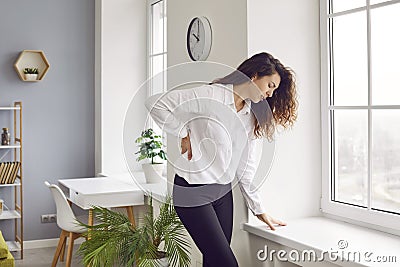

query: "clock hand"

left=192, top=33, right=200, bottom=42
left=197, top=19, right=199, bottom=36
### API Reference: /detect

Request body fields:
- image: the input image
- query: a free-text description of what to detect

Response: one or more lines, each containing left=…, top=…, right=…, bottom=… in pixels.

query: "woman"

left=145, top=52, right=298, bottom=266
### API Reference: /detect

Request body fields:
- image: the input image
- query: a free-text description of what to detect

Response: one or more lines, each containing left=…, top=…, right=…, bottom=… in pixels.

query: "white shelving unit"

left=0, top=180, right=20, bottom=188
left=5, top=241, right=21, bottom=253
left=0, top=145, right=21, bottom=149
left=0, top=107, right=20, bottom=111
left=0, top=102, right=23, bottom=258
left=0, top=209, right=21, bottom=220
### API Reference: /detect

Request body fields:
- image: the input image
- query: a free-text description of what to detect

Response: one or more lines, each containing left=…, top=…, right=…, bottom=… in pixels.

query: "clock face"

left=187, top=17, right=212, bottom=61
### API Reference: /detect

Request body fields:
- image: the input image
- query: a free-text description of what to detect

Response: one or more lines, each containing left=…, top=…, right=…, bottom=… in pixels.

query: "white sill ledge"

left=243, top=216, right=400, bottom=267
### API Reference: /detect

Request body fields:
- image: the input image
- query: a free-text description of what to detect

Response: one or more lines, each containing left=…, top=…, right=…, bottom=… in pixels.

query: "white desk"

left=58, top=177, right=144, bottom=210
left=58, top=174, right=168, bottom=227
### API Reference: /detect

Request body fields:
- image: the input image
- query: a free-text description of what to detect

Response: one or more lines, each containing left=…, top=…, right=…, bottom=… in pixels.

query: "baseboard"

left=24, top=237, right=85, bottom=249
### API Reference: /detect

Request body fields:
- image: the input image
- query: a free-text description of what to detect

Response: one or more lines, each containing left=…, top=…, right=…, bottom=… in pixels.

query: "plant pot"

left=142, top=163, right=165, bottom=183
left=24, top=74, right=38, bottom=81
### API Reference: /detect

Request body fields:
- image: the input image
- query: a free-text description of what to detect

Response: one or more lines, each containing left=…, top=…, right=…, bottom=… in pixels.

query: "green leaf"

left=77, top=195, right=191, bottom=267
left=135, top=128, right=167, bottom=162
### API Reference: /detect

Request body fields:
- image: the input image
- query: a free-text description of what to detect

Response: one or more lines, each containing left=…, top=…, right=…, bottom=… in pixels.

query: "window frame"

left=146, top=0, right=167, bottom=131
left=320, top=0, right=400, bottom=234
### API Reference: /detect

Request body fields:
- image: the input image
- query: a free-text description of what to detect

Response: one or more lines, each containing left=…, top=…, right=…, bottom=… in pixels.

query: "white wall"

left=247, top=0, right=321, bottom=265
left=166, top=0, right=253, bottom=266
left=247, top=0, right=321, bottom=222
left=97, top=0, right=148, bottom=175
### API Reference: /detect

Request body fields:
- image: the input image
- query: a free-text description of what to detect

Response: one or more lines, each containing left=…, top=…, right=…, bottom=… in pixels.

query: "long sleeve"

left=145, top=86, right=213, bottom=138
left=236, top=137, right=267, bottom=216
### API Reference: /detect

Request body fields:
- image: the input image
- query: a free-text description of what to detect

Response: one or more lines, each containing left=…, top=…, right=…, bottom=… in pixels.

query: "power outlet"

left=49, top=214, right=57, bottom=223
left=41, top=214, right=57, bottom=223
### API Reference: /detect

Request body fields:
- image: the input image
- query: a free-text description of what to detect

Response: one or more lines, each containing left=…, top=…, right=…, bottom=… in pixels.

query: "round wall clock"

left=186, top=16, right=212, bottom=61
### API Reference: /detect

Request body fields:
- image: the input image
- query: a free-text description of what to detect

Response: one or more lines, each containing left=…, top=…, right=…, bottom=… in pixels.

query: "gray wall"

left=0, top=0, right=95, bottom=240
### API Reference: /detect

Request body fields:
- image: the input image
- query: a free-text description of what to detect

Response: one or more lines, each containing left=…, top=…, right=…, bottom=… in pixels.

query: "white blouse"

left=145, top=83, right=266, bottom=215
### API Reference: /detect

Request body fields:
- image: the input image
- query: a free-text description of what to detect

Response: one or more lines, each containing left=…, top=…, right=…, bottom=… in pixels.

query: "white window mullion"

left=366, top=0, right=372, bottom=211
left=328, top=0, right=400, bottom=18
left=328, top=6, right=367, bottom=18
left=328, top=105, right=400, bottom=109
left=328, top=0, right=335, bottom=203
left=163, top=0, right=167, bottom=96
left=150, top=52, right=167, bottom=57
left=370, top=0, right=400, bottom=9
left=332, top=109, right=338, bottom=201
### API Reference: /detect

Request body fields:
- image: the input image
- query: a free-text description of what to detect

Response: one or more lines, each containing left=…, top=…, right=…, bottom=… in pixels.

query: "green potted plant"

left=23, top=67, right=39, bottom=81
left=77, top=194, right=191, bottom=267
left=135, top=128, right=167, bottom=183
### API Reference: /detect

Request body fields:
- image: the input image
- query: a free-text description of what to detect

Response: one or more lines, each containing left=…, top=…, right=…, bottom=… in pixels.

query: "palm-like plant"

left=77, top=195, right=191, bottom=267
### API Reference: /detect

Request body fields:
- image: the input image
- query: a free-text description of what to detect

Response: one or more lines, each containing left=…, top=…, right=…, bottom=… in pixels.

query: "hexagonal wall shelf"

left=14, top=50, right=50, bottom=82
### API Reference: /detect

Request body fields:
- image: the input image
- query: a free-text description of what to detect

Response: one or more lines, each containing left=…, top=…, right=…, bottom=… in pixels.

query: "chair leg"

left=51, top=230, right=68, bottom=267
left=65, top=232, right=76, bottom=267
left=60, top=236, right=66, bottom=262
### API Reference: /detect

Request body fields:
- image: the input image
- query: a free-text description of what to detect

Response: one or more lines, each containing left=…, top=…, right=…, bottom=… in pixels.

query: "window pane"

left=151, top=54, right=164, bottom=76
left=331, top=0, right=366, bottom=13
left=151, top=55, right=164, bottom=94
left=151, top=1, right=165, bottom=54
left=333, top=110, right=368, bottom=206
left=372, top=110, right=400, bottom=213
left=371, top=3, right=400, bottom=105
left=332, top=12, right=368, bottom=106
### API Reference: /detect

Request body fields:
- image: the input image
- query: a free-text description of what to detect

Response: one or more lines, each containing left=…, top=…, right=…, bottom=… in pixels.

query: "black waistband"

left=174, top=173, right=206, bottom=187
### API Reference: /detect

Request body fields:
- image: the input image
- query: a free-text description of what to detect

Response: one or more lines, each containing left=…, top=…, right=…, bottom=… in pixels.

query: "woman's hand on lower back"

left=256, top=213, right=287, bottom=230
left=181, top=133, right=192, bottom=160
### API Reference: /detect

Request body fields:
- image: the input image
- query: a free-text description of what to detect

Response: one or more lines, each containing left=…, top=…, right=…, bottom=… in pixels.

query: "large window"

left=147, top=0, right=167, bottom=133
left=320, top=0, right=400, bottom=231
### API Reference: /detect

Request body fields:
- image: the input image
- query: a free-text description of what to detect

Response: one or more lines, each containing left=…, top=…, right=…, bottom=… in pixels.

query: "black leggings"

left=173, top=173, right=239, bottom=267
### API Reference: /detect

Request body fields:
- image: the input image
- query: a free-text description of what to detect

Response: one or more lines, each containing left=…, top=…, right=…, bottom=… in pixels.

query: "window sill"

left=243, top=216, right=400, bottom=266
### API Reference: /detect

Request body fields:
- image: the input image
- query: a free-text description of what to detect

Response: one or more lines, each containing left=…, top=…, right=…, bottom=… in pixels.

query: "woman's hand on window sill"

left=256, top=212, right=287, bottom=231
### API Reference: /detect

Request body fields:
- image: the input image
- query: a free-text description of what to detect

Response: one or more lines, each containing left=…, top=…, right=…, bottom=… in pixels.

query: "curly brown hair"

left=210, top=52, right=298, bottom=141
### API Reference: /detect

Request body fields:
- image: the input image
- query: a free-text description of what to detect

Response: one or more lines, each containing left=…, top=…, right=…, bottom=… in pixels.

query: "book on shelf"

left=1, top=162, right=9, bottom=183
left=0, top=163, right=4, bottom=182
left=0, top=162, right=10, bottom=184
left=7, top=162, right=15, bottom=184
left=3, top=163, right=10, bottom=183
left=9, top=162, right=20, bottom=184
left=0, top=162, right=20, bottom=184
left=5, top=162, right=14, bottom=183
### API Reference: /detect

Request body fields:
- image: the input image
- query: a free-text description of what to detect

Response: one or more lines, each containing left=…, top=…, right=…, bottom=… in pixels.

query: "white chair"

left=45, top=181, right=86, bottom=267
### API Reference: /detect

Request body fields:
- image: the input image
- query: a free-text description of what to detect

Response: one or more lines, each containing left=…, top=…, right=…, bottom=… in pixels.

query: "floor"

left=14, top=244, right=83, bottom=267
